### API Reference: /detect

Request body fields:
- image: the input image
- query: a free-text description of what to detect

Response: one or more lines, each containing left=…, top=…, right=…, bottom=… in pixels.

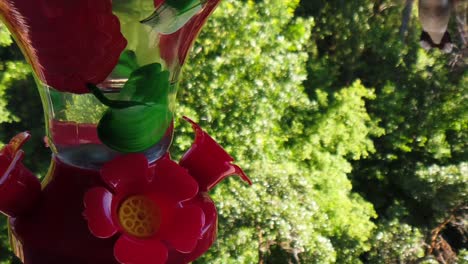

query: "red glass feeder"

left=0, top=0, right=251, bottom=263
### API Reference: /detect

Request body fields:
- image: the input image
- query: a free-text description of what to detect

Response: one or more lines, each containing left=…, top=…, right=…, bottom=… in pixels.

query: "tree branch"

left=400, top=0, right=414, bottom=42
left=453, top=0, right=467, bottom=48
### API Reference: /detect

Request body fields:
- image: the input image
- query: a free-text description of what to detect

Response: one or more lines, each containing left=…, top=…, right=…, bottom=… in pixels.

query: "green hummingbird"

left=140, top=0, right=204, bottom=34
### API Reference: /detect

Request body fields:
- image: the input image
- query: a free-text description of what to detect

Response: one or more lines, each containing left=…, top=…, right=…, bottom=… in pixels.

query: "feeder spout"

left=0, top=132, right=41, bottom=218
left=179, top=117, right=251, bottom=192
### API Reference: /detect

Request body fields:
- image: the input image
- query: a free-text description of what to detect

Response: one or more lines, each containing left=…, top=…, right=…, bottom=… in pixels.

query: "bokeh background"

left=0, top=0, right=466, bottom=263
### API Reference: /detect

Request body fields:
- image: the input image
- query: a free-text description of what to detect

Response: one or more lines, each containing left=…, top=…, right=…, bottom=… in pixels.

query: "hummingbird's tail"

left=420, top=30, right=454, bottom=53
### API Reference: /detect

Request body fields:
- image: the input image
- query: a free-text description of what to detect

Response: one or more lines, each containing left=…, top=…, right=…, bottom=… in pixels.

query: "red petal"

left=182, top=193, right=218, bottom=262
left=101, top=154, right=150, bottom=194
left=152, top=157, right=198, bottom=203
left=3, top=132, right=31, bottom=157
left=180, top=117, right=251, bottom=191
left=162, top=206, right=205, bottom=253
left=83, top=187, right=118, bottom=238
left=114, top=235, right=168, bottom=264
left=0, top=150, right=41, bottom=218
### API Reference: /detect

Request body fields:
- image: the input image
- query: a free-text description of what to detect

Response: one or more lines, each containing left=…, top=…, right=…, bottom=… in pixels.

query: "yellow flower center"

left=118, top=195, right=160, bottom=238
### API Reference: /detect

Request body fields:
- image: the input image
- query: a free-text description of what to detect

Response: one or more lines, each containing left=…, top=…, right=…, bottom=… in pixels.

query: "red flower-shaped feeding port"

left=84, top=154, right=204, bottom=264
left=84, top=117, right=251, bottom=264
left=0, top=132, right=41, bottom=217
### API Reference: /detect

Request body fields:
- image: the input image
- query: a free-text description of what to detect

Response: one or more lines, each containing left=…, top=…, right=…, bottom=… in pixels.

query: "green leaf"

left=165, top=0, right=200, bottom=13
left=118, top=63, right=170, bottom=105
left=0, top=23, right=12, bottom=47
left=112, top=50, right=139, bottom=78
left=94, top=62, right=172, bottom=153
left=98, top=104, right=172, bottom=153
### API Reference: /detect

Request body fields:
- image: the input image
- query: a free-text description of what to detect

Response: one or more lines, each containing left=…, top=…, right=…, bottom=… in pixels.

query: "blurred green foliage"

left=0, top=0, right=466, bottom=263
